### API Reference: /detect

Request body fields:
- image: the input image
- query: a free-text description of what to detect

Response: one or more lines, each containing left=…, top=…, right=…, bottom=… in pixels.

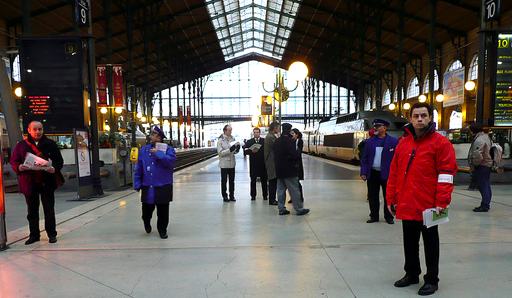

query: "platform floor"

left=1, top=154, right=511, bottom=298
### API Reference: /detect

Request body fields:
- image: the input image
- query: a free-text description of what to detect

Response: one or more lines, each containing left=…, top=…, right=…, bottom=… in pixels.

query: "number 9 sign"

left=75, top=0, right=89, bottom=27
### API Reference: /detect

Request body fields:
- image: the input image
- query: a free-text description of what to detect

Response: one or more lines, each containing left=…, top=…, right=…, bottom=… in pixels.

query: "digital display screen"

left=494, top=33, right=512, bottom=126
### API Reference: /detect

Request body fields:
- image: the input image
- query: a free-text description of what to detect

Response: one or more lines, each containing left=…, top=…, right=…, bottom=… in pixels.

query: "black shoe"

left=24, top=237, right=40, bottom=245
left=223, top=197, right=229, bottom=202
left=279, top=209, right=290, bottom=215
left=394, top=275, right=419, bottom=288
left=296, top=209, right=310, bottom=216
left=269, top=201, right=278, bottom=206
left=251, top=197, right=256, bottom=201
left=366, top=218, right=379, bottom=223
left=473, top=206, right=489, bottom=212
left=144, top=222, right=152, bottom=233
left=159, top=232, right=168, bottom=239
left=418, top=283, right=438, bottom=296
left=263, top=197, right=268, bottom=200
left=48, top=236, right=57, bottom=244
left=229, top=197, right=236, bottom=202
left=386, top=218, right=395, bottom=224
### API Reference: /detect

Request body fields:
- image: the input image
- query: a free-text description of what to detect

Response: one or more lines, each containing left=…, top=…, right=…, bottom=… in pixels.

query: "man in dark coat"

left=274, top=123, right=310, bottom=216
left=134, top=126, right=177, bottom=239
left=10, top=121, right=64, bottom=245
left=243, top=127, right=268, bottom=201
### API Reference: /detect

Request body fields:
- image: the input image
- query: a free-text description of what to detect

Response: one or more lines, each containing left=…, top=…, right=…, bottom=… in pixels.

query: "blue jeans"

left=277, top=177, right=304, bottom=212
left=474, top=166, right=492, bottom=209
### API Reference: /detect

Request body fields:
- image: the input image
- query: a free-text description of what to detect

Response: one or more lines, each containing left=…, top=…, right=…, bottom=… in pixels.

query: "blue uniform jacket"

left=360, top=134, right=398, bottom=181
left=134, top=144, right=177, bottom=203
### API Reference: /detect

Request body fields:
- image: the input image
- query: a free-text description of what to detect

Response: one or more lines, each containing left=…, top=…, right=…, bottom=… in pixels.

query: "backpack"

left=490, top=142, right=504, bottom=174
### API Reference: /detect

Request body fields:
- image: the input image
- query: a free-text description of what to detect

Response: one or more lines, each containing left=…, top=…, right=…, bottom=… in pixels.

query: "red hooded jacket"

left=386, top=123, right=457, bottom=221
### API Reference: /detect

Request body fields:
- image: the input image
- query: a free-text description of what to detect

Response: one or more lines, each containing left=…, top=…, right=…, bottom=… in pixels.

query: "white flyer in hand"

left=155, top=142, right=168, bottom=152
left=422, top=208, right=449, bottom=228
left=23, top=152, right=51, bottom=170
left=229, top=141, right=240, bottom=147
left=247, top=143, right=262, bottom=152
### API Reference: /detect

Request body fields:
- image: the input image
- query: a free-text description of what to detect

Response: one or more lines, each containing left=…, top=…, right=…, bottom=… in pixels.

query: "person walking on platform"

left=11, top=121, right=64, bottom=245
left=264, top=122, right=280, bottom=206
left=289, top=128, right=305, bottom=203
left=360, top=119, right=398, bottom=224
left=468, top=123, right=493, bottom=212
left=217, top=124, right=240, bottom=202
left=243, top=127, right=268, bottom=201
left=274, top=123, right=310, bottom=216
left=134, top=126, right=176, bottom=239
left=386, top=103, right=457, bottom=296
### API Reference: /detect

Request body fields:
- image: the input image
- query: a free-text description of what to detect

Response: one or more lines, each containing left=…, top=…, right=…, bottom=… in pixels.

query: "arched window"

left=407, top=77, right=420, bottom=99
left=423, top=70, right=439, bottom=93
left=12, top=55, right=21, bottom=82
left=446, top=59, right=463, bottom=72
left=383, top=89, right=391, bottom=106
left=393, top=87, right=405, bottom=101
left=468, top=55, right=478, bottom=80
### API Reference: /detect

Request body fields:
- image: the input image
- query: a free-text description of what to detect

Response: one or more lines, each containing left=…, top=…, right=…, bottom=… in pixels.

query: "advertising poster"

left=75, top=130, right=91, bottom=178
left=97, top=65, right=107, bottom=107
left=178, top=106, right=183, bottom=125
left=494, top=33, right=512, bottom=126
left=112, top=65, right=124, bottom=107
left=442, top=67, right=465, bottom=107
left=186, top=106, right=191, bottom=126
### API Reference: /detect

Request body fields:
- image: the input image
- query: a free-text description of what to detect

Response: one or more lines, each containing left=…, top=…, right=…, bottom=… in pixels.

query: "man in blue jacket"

left=360, top=119, right=398, bottom=224
left=134, top=126, right=177, bottom=239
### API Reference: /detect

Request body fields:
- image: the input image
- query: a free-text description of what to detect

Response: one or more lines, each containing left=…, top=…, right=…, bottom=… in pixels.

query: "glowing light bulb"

left=418, top=94, right=427, bottom=103
left=100, top=107, right=108, bottom=114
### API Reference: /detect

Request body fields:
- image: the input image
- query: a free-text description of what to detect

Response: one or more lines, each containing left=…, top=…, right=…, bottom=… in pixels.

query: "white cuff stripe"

left=438, top=174, right=453, bottom=184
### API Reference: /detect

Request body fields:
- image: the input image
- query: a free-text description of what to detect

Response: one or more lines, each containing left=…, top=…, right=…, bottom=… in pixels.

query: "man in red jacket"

left=386, top=103, right=457, bottom=296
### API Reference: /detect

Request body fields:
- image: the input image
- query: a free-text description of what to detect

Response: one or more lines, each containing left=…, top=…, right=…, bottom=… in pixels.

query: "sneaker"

left=393, top=275, right=419, bottom=287
left=296, top=209, right=310, bottom=216
left=473, top=206, right=489, bottom=212
left=24, top=237, right=40, bottom=245
left=418, top=283, right=438, bottom=296
left=48, top=236, right=57, bottom=244
left=279, top=209, right=290, bottom=215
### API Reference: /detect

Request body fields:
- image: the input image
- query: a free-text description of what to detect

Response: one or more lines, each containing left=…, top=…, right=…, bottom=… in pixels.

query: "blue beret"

left=372, top=119, right=390, bottom=126
left=151, top=125, right=166, bottom=139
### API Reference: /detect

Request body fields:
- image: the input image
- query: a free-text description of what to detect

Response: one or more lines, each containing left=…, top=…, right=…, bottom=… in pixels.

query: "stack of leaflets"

left=155, top=142, right=168, bottom=152
left=422, top=208, right=449, bottom=228
left=245, top=143, right=262, bottom=152
left=23, top=152, right=51, bottom=170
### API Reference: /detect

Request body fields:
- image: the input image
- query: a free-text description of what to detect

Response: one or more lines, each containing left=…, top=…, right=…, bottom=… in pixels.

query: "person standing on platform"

left=243, top=127, right=268, bottom=201
left=360, top=119, right=398, bottom=224
left=264, top=122, right=280, bottom=206
left=134, top=126, right=176, bottom=239
left=11, top=121, right=64, bottom=245
left=386, top=103, right=457, bottom=296
left=274, top=123, right=310, bottom=216
left=468, top=123, right=493, bottom=212
left=217, top=124, right=240, bottom=202
left=290, top=128, right=305, bottom=203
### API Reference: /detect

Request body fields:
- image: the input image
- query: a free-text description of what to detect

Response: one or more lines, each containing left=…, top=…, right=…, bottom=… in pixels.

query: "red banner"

left=96, top=65, right=107, bottom=107
left=178, top=106, right=183, bottom=125
left=186, top=106, right=191, bottom=126
left=112, top=65, right=124, bottom=107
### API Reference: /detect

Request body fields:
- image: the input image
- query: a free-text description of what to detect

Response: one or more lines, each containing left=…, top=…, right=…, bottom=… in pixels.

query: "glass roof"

left=206, top=0, right=302, bottom=61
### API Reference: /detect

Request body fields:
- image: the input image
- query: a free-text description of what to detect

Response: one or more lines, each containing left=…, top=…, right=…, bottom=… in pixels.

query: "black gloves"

left=234, top=144, right=240, bottom=154
left=230, top=145, right=237, bottom=152
left=230, top=144, right=241, bottom=153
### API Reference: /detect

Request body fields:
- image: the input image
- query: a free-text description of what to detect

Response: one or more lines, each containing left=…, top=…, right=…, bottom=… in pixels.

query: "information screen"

left=494, top=33, right=512, bottom=126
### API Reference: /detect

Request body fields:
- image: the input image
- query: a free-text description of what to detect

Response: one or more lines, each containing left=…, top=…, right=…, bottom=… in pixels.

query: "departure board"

left=494, top=33, right=512, bottom=126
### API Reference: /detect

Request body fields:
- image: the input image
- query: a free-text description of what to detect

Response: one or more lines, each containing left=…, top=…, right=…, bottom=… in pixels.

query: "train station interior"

left=1, top=0, right=512, bottom=297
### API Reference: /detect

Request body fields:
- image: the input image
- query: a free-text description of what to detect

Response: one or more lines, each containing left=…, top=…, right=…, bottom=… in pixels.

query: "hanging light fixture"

left=389, top=103, right=396, bottom=110
left=115, top=107, right=123, bottom=114
left=436, top=94, right=445, bottom=102
left=418, top=94, right=427, bottom=103
left=464, top=80, right=476, bottom=91
left=100, top=107, right=108, bottom=114
left=403, top=102, right=411, bottom=110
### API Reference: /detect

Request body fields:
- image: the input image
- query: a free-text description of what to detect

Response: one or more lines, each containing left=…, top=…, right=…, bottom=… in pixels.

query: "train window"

left=324, top=133, right=354, bottom=148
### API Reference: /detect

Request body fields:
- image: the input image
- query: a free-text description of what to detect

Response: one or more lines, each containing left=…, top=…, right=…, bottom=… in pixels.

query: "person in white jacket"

left=217, top=124, right=240, bottom=202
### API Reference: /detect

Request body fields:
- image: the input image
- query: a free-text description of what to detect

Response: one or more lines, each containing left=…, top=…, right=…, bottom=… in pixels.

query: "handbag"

left=24, top=138, right=65, bottom=188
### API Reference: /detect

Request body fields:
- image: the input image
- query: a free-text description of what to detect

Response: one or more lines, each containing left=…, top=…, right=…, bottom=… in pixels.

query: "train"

left=303, top=111, right=408, bottom=162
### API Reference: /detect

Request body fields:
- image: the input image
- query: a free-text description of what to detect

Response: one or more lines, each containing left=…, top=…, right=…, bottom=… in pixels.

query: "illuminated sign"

left=27, top=95, right=50, bottom=115
left=494, top=33, right=512, bottom=126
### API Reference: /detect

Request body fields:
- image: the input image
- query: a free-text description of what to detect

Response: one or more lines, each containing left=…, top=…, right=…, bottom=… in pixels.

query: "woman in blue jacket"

left=360, top=119, right=398, bottom=224
left=134, top=126, right=177, bottom=239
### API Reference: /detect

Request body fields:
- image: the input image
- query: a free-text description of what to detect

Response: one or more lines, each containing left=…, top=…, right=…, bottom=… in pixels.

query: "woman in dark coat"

left=291, top=128, right=304, bottom=202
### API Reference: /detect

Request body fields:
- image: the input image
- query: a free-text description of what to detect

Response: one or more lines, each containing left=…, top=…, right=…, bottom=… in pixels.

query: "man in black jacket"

left=243, top=127, right=268, bottom=201
left=10, top=121, right=64, bottom=245
left=274, top=123, right=310, bottom=216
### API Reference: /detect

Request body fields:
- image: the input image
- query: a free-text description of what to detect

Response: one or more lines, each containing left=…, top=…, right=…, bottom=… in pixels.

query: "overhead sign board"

left=75, top=0, right=89, bottom=27
left=484, top=0, right=501, bottom=22
left=493, top=33, right=512, bottom=126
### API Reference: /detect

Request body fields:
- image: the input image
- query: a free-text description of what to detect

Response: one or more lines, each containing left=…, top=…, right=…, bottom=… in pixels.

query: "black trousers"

left=25, top=188, right=57, bottom=239
left=142, top=202, right=169, bottom=234
left=298, top=181, right=304, bottom=202
left=221, top=168, right=235, bottom=199
left=268, top=178, right=277, bottom=203
left=250, top=175, right=268, bottom=199
left=402, top=220, right=440, bottom=285
left=367, top=170, right=393, bottom=220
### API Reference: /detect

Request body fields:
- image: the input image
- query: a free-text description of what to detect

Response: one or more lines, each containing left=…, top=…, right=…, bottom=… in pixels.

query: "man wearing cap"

left=274, top=123, right=310, bottom=216
left=360, top=118, right=398, bottom=224
left=134, top=126, right=176, bottom=239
